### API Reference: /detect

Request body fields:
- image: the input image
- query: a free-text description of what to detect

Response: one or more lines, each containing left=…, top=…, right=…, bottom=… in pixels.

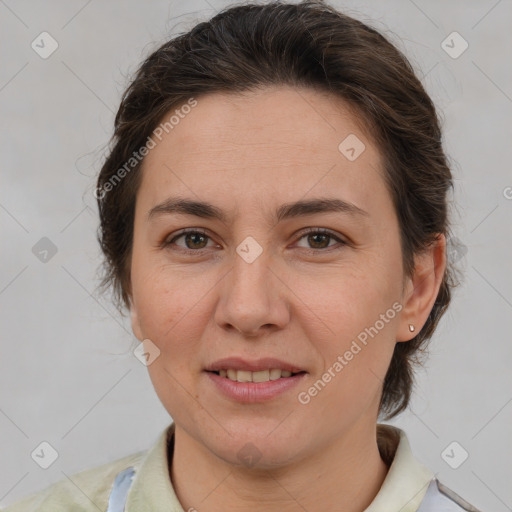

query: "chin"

left=211, top=437, right=304, bottom=471
left=197, top=420, right=308, bottom=469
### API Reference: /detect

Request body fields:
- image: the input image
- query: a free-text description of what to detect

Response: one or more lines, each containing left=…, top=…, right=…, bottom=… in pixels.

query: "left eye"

left=295, top=229, right=345, bottom=250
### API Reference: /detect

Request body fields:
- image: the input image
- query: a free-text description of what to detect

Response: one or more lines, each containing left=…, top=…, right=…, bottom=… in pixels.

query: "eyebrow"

left=147, top=197, right=369, bottom=224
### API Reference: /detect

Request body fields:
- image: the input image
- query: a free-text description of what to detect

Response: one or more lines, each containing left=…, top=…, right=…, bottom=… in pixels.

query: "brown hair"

left=96, top=0, right=460, bottom=420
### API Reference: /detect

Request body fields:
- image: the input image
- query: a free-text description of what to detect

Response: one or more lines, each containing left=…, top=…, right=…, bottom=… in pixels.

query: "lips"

left=205, top=357, right=307, bottom=383
left=204, top=357, right=308, bottom=402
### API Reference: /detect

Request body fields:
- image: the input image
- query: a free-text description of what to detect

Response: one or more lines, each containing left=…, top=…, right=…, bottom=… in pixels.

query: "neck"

left=170, top=422, right=389, bottom=512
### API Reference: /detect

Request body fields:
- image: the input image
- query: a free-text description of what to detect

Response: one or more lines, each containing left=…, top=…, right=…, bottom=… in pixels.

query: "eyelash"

left=163, top=228, right=347, bottom=255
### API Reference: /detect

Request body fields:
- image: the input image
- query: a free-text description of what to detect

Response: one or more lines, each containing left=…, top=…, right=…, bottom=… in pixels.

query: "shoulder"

left=1, top=450, right=146, bottom=512
left=418, top=478, right=484, bottom=512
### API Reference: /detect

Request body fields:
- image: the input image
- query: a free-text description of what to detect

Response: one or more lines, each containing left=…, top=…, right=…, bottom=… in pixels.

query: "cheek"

left=295, top=265, right=399, bottom=405
left=131, top=255, right=188, bottom=332
left=133, top=267, right=208, bottom=416
left=306, top=321, right=397, bottom=424
left=136, top=285, right=195, bottom=350
left=295, top=258, right=400, bottom=341
left=131, top=261, right=214, bottom=371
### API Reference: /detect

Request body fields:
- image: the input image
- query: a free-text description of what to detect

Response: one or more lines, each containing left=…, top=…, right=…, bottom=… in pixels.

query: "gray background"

left=1, top=0, right=511, bottom=509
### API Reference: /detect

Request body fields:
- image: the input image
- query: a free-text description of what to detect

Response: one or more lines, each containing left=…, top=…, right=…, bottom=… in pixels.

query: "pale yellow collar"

left=365, top=424, right=434, bottom=511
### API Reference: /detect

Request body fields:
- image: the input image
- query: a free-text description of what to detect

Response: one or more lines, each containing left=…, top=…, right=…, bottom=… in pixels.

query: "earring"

left=409, top=324, right=415, bottom=332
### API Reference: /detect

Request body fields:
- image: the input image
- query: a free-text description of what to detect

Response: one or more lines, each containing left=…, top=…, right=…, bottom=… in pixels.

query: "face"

left=129, top=86, right=429, bottom=467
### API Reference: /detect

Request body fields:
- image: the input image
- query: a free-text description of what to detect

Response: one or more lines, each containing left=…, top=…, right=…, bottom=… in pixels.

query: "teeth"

left=237, top=370, right=252, bottom=382
left=216, top=368, right=298, bottom=382
left=252, top=370, right=269, bottom=383
left=269, top=368, right=282, bottom=380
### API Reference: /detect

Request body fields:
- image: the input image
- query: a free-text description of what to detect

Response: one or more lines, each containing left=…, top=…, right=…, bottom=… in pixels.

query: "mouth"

left=207, top=368, right=306, bottom=383
left=204, top=357, right=308, bottom=402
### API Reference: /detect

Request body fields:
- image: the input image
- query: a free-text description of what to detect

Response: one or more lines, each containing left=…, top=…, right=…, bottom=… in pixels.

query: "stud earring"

left=409, top=324, right=415, bottom=332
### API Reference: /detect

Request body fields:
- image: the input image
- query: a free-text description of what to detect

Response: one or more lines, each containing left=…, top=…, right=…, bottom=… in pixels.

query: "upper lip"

left=205, top=357, right=306, bottom=373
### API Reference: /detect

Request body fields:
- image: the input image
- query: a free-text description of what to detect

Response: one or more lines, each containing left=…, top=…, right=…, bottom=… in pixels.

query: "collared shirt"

left=1, top=423, right=482, bottom=511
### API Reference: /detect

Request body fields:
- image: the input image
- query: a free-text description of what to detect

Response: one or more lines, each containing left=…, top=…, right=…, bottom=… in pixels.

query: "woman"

left=3, top=1, right=481, bottom=511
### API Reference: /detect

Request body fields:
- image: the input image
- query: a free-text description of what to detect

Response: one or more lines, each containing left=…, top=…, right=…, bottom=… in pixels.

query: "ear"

left=397, top=233, right=447, bottom=342
left=130, top=297, right=144, bottom=342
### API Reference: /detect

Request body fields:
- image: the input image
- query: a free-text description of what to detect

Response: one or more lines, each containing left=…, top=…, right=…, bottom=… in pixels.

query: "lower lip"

left=205, top=371, right=307, bottom=403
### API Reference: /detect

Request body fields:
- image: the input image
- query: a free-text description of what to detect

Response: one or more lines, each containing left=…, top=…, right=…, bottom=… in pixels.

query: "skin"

left=129, top=85, right=446, bottom=512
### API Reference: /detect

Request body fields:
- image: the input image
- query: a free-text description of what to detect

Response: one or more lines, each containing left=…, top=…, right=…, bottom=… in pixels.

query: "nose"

left=214, top=247, right=290, bottom=337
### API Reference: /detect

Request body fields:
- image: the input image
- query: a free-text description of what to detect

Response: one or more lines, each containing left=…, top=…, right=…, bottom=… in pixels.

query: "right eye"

left=164, top=229, right=217, bottom=253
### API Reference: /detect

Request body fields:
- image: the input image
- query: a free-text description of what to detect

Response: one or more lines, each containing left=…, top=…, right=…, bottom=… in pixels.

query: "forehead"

left=137, top=86, right=390, bottom=222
